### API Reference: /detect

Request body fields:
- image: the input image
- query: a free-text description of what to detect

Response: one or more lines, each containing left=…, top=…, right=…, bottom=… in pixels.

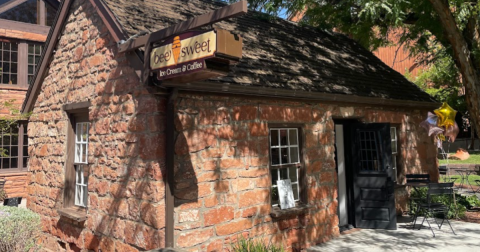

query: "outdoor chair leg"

left=424, top=217, right=436, bottom=237
left=445, top=219, right=456, bottom=235
left=412, top=204, right=421, bottom=229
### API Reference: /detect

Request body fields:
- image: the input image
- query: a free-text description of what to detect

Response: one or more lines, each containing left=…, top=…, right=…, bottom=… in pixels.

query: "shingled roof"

left=103, top=0, right=435, bottom=103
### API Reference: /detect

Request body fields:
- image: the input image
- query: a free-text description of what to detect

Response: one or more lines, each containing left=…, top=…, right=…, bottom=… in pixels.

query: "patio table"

left=455, top=168, right=475, bottom=193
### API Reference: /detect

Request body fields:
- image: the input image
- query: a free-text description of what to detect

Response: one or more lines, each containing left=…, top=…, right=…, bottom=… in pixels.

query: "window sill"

left=270, top=203, right=312, bottom=219
left=57, top=207, right=87, bottom=222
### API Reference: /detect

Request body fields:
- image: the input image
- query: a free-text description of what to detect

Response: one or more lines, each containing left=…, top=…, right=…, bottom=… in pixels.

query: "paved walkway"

left=308, top=217, right=480, bottom=252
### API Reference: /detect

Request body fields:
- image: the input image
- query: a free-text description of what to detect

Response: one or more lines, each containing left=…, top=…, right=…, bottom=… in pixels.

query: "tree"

left=236, top=0, right=480, bottom=136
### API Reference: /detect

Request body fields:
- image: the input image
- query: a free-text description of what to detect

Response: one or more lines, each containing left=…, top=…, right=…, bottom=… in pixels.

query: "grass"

left=438, top=150, right=480, bottom=165
left=439, top=174, right=480, bottom=186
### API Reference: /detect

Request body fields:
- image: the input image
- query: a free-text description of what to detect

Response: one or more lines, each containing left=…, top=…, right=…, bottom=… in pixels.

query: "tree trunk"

left=428, top=0, right=480, bottom=139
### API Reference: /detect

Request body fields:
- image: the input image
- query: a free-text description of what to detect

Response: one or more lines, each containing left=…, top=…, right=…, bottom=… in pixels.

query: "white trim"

left=335, top=124, right=348, bottom=226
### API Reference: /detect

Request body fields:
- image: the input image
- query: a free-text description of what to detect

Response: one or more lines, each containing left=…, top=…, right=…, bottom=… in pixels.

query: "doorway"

left=334, top=121, right=397, bottom=230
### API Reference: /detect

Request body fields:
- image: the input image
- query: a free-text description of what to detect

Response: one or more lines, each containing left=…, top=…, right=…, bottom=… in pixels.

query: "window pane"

left=3, top=134, right=10, bottom=145
left=75, top=143, right=81, bottom=163
left=2, top=147, right=9, bottom=156
left=290, top=147, right=299, bottom=163
left=289, top=167, right=298, bottom=183
left=270, top=130, right=278, bottom=146
left=75, top=185, right=81, bottom=206
left=271, top=169, right=278, bottom=183
left=10, top=158, right=17, bottom=168
left=271, top=148, right=280, bottom=165
left=390, top=127, right=396, bottom=140
left=11, top=146, right=17, bottom=156
left=279, top=168, right=288, bottom=180
left=76, top=124, right=81, bottom=142
left=292, top=183, right=299, bottom=200
left=82, top=143, right=87, bottom=163
left=289, top=129, right=298, bottom=145
left=10, top=74, right=17, bottom=84
left=271, top=186, right=279, bottom=203
left=23, top=157, right=28, bottom=168
left=279, top=130, right=288, bottom=146
left=2, top=158, right=9, bottom=168
left=280, top=147, right=288, bottom=164
left=82, top=123, right=89, bottom=141
left=83, top=185, right=88, bottom=206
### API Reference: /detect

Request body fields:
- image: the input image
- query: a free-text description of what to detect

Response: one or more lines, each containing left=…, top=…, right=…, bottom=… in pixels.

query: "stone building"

left=0, top=0, right=58, bottom=206
left=22, top=0, right=439, bottom=251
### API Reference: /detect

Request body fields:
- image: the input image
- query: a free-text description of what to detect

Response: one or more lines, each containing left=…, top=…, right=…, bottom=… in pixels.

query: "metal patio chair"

left=417, top=182, right=456, bottom=237
left=406, top=174, right=430, bottom=227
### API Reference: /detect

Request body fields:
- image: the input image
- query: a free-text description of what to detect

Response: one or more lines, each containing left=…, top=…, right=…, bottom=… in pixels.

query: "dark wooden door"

left=351, top=123, right=396, bottom=230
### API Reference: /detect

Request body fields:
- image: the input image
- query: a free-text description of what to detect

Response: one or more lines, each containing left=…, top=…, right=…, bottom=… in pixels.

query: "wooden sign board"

left=150, top=29, right=242, bottom=83
left=277, top=179, right=295, bottom=209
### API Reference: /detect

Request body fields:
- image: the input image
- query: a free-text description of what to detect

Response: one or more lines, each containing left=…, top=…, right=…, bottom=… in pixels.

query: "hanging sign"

left=150, top=29, right=242, bottom=82
left=277, top=179, right=295, bottom=209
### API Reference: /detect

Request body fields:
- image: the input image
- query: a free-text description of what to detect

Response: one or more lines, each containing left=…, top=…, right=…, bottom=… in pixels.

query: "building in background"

left=0, top=0, right=58, bottom=206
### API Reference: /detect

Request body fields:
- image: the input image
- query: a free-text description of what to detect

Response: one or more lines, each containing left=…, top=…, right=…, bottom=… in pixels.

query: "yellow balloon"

left=434, top=102, right=457, bottom=128
left=438, top=134, right=446, bottom=141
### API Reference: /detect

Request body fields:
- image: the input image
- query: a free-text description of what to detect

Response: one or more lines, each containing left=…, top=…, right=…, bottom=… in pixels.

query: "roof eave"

left=162, top=81, right=440, bottom=109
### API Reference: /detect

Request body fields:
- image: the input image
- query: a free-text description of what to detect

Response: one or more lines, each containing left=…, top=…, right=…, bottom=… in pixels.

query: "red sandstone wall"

left=25, top=0, right=437, bottom=251
left=27, top=0, right=166, bottom=251
left=173, top=94, right=437, bottom=251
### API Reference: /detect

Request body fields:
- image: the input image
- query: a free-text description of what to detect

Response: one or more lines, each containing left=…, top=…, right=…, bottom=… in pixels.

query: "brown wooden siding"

left=0, top=172, right=28, bottom=198
left=373, top=45, right=422, bottom=77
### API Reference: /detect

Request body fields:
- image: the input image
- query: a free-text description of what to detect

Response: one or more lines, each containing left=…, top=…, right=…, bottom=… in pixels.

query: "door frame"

left=334, top=120, right=358, bottom=231
left=334, top=120, right=397, bottom=230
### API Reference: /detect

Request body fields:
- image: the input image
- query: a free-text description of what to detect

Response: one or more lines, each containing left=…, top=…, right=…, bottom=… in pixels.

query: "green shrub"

left=0, top=206, right=41, bottom=252
left=230, top=236, right=285, bottom=252
left=409, top=187, right=471, bottom=219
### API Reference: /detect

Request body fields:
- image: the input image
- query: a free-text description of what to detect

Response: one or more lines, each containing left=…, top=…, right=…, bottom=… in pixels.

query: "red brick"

left=178, top=209, right=200, bottom=223
left=89, top=55, right=105, bottom=67
left=232, top=105, right=257, bottom=121
left=214, top=181, right=229, bottom=193
left=177, top=228, right=214, bottom=247
left=140, top=202, right=165, bottom=229
left=233, top=179, right=253, bottom=191
left=198, top=183, right=213, bottom=198
left=320, top=171, right=334, bottom=183
left=249, top=122, right=268, bottom=137
left=204, top=195, right=219, bottom=208
left=204, top=206, right=235, bottom=226
left=175, top=128, right=217, bottom=156
left=215, top=219, right=253, bottom=236
left=239, top=168, right=269, bottom=178
left=115, top=241, right=138, bottom=252
left=238, top=189, right=269, bottom=208
left=220, top=158, right=244, bottom=169
left=206, top=239, right=223, bottom=252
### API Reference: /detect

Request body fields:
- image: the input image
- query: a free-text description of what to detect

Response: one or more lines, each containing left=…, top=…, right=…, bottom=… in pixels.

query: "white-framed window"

left=75, top=165, right=88, bottom=207
left=390, top=127, right=398, bottom=182
left=74, top=122, right=88, bottom=164
left=269, top=128, right=301, bottom=206
left=74, top=122, right=89, bottom=207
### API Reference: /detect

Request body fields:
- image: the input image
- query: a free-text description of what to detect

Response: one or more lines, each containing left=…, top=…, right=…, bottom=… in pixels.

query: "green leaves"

left=230, top=236, right=286, bottom=252
left=0, top=206, right=42, bottom=252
